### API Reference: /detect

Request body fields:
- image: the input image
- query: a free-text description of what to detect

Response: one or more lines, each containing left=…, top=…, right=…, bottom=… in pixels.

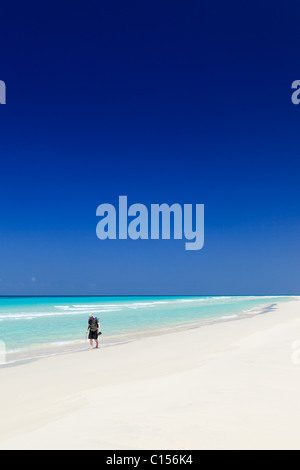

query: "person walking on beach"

left=86, top=314, right=101, bottom=350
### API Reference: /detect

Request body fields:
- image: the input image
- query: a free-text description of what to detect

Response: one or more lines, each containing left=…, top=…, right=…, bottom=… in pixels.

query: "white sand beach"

left=0, top=298, right=300, bottom=450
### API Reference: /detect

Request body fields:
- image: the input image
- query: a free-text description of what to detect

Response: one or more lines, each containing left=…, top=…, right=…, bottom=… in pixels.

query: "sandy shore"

left=0, top=298, right=300, bottom=450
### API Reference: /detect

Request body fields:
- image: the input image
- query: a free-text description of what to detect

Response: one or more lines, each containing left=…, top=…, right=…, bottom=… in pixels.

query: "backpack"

left=88, top=317, right=102, bottom=335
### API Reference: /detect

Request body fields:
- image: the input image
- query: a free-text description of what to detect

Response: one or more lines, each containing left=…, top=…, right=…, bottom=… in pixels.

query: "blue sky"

left=0, top=1, right=300, bottom=295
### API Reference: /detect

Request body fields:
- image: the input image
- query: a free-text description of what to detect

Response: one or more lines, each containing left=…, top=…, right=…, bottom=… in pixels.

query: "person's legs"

left=89, top=332, right=98, bottom=350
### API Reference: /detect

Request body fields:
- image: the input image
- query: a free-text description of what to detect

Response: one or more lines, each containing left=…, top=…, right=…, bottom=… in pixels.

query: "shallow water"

left=0, top=295, right=294, bottom=365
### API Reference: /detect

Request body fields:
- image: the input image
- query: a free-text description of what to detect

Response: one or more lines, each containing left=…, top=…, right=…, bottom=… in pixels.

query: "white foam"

left=221, top=314, right=238, bottom=319
left=243, top=309, right=264, bottom=315
left=0, top=308, right=122, bottom=320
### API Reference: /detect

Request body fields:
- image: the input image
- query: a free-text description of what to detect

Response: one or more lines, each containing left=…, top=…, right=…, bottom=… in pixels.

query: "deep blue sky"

left=0, top=1, right=300, bottom=295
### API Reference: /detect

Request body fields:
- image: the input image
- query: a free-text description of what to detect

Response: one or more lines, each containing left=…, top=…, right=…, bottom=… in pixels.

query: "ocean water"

left=0, top=295, right=294, bottom=365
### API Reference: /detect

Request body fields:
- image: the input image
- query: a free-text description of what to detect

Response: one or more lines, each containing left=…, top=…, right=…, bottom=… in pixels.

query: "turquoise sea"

left=0, top=295, right=294, bottom=365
